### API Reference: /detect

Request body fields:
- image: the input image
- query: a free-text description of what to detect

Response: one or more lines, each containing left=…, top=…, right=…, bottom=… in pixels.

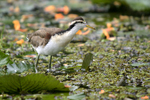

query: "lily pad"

left=0, top=74, right=69, bottom=94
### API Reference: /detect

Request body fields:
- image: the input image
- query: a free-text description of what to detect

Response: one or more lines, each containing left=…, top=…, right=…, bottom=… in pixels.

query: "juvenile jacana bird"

left=27, top=17, right=95, bottom=72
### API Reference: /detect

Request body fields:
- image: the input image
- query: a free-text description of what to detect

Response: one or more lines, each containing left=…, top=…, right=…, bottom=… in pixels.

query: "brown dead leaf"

left=99, top=90, right=105, bottom=94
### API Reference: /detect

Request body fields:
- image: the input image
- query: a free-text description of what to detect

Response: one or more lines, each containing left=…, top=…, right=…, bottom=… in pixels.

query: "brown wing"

left=27, top=27, right=63, bottom=47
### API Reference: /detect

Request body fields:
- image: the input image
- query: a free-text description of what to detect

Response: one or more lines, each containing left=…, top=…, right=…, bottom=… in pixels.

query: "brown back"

left=27, top=27, right=63, bottom=47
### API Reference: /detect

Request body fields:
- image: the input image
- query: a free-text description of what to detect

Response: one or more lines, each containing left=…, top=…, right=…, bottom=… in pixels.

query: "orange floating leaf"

left=109, top=94, right=116, bottom=98
left=14, top=6, right=20, bottom=13
left=119, top=15, right=129, bottom=21
left=44, top=5, right=56, bottom=12
left=83, top=27, right=88, bottom=31
left=102, top=29, right=110, bottom=39
left=82, top=30, right=90, bottom=35
left=76, top=30, right=82, bottom=35
left=99, top=90, right=105, bottom=94
left=21, top=14, right=33, bottom=22
left=68, top=14, right=78, bottom=19
left=55, top=13, right=64, bottom=20
left=18, top=28, right=28, bottom=32
left=64, top=85, right=71, bottom=88
left=9, top=6, right=14, bottom=12
left=63, top=5, right=70, bottom=14
left=14, top=38, right=18, bottom=42
left=16, top=39, right=24, bottom=45
left=141, top=96, right=149, bottom=100
left=24, top=55, right=36, bottom=58
left=13, top=20, right=20, bottom=30
left=78, top=44, right=85, bottom=47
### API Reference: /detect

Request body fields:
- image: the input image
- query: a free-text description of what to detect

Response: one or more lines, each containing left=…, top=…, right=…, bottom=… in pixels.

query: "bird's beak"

left=86, top=25, right=95, bottom=30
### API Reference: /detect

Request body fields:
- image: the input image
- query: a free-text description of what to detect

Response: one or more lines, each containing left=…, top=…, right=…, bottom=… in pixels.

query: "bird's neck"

left=65, top=24, right=80, bottom=37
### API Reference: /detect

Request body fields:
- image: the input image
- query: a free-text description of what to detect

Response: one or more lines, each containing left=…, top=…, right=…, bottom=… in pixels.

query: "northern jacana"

left=27, top=17, right=95, bottom=73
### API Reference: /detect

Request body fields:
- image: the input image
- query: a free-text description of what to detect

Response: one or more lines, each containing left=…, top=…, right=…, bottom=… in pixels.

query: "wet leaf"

left=131, top=62, right=150, bottom=66
left=13, top=20, right=20, bottom=31
left=141, top=96, right=149, bottom=100
left=0, top=51, right=12, bottom=67
left=81, top=53, right=93, bottom=71
left=67, top=93, right=85, bottom=100
left=55, top=13, right=64, bottom=20
left=0, top=74, right=69, bottom=94
left=99, top=90, right=105, bottom=94
left=6, top=61, right=34, bottom=74
left=16, top=39, right=24, bottom=45
left=44, top=5, right=56, bottom=13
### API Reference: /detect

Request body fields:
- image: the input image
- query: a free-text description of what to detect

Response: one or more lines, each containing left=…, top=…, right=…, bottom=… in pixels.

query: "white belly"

left=34, top=33, right=75, bottom=55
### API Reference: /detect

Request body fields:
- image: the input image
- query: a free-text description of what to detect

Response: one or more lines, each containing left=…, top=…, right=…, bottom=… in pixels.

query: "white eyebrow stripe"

left=70, top=20, right=84, bottom=25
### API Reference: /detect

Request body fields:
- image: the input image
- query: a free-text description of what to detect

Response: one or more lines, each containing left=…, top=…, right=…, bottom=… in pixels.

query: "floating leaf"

left=13, top=20, right=20, bottom=31
left=16, top=39, right=24, bottom=45
left=0, top=51, right=12, bottom=67
left=141, top=96, right=149, bottom=100
left=81, top=53, right=93, bottom=71
left=14, top=6, right=20, bottom=13
left=99, top=90, right=105, bottom=94
left=76, top=30, right=82, bottom=35
left=63, top=6, right=70, bottom=14
left=55, top=13, right=64, bottom=20
left=6, top=61, right=34, bottom=74
left=67, top=93, right=85, bottom=100
left=44, top=5, right=56, bottom=12
left=0, top=74, right=69, bottom=94
left=131, top=62, right=150, bottom=66
left=68, top=14, right=78, bottom=19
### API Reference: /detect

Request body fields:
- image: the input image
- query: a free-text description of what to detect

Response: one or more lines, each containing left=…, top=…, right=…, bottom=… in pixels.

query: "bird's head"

left=69, top=17, right=95, bottom=30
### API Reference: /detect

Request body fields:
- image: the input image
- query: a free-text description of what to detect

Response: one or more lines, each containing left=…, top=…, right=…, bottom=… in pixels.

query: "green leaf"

left=0, top=74, right=69, bottom=94
left=6, top=61, right=34, bottom=74
left=131, top=62, right=150, bottom=66
left=0, top=51, right=12, bottom=67
left=81, top=53, right=93, bottom=71
left=67, top=93, right=85, bottom=100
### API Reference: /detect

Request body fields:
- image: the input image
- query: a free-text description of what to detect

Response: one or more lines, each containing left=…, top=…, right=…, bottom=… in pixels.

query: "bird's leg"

left=48, top=55, right=52, bottom=71
left=35, top=55, right=40, bottom=73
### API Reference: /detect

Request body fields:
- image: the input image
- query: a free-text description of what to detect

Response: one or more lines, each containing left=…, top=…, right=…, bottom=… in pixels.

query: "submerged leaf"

left=67, top=93, right=85, bottom=100
left=7, top=61, right=34, bottom=74
left=0, top=74, right=69, bottom=94
left=0, top=51, right=12, bottom=67
left=81, top=53, right=93, bottom=71
left=131, top=62, right=150, bottom=66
